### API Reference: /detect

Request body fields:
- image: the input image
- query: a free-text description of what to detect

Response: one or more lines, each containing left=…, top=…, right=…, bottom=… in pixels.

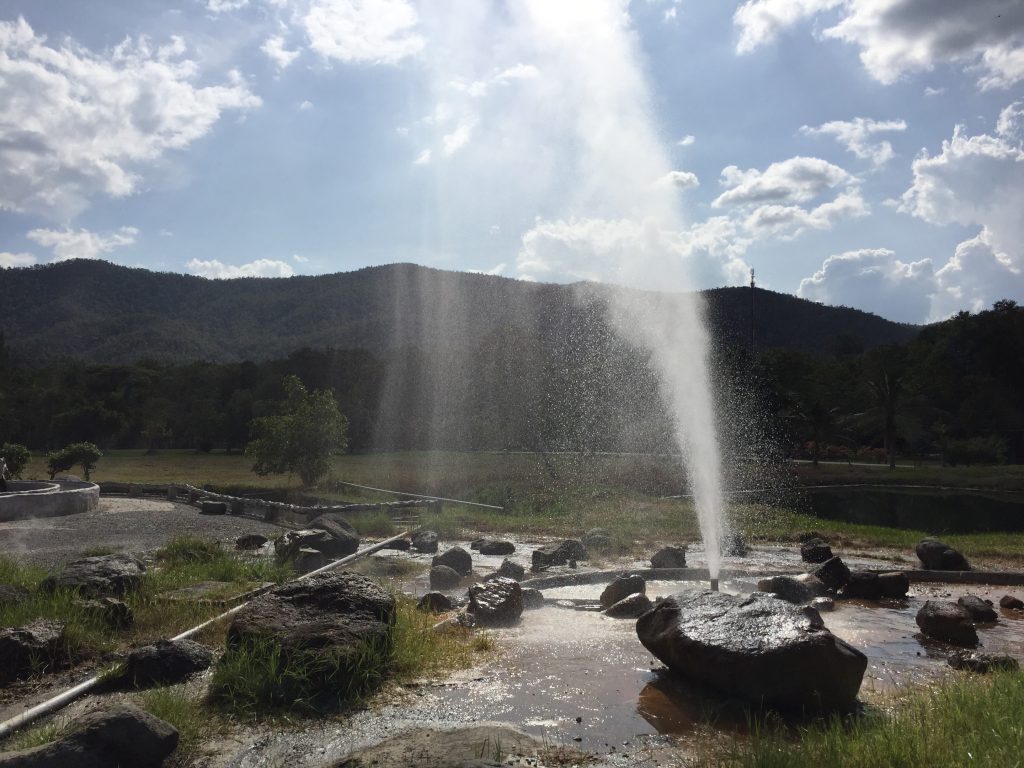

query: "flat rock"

left=800, top=538, right=833, bottom=564
left=650, top=546, right=687, bottom=569
left=878, top=572, right=910, bottom=599
left=411, top=530, right=439, bottom=554
left=235, top=534, right=268, bottom=550
left=604, top=592, right=653, bottom=618
left=417, top=592, right=454, bottom=613
left=958, top=595, right=997, bottom=623
left=1000, top=594, right=1024, bottom=610
left=79, top=597, right=133, bottom=628
left=477, top=539, right=515, bottom=556
left=122, top=639, right=213, bottom=688
left=308, top=513, right=361, bottom=556
left=600, top=575, right=646, bottom=609
left=467, top=577, right=523, bottom=627
left=916, top=538, right=970, bottom=571
left=841, top=571, right=883, bottom=600
left=948, top=650, right=1019, bottom=673
left=916, top=600, right=978, bottom=646
left=429, top=565, right=462, bottom=590
left=636, top=591, right=867, bottom=710
left=41, top=554, right=145, bottom=597
left=811, top=556, right=850, bottom=591
left=432, top=546, right=473, bottom=576
left=757, top=574, right=827, bottom=604
left=325, top=724, right=543, bottom=768
left=0, top=620, right=66, bottom=683
left=531, top=540, right=588, bottom=571
left=200, top=500, right=228, bottom=515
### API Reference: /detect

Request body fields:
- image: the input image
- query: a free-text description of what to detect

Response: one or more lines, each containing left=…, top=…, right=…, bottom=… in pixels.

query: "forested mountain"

left=0, top=260, right=915, bottom=365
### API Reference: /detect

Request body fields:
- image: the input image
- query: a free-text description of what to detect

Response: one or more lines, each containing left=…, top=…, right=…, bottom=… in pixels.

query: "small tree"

left=246, top=375, right=348, bottom=487
left=48, top=442, right=103, bottom=480
left=0, top=443, right=30, bottom=479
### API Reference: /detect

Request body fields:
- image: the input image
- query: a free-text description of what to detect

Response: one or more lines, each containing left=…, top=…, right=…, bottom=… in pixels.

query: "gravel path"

left=0, top=498, right=284, bottom=568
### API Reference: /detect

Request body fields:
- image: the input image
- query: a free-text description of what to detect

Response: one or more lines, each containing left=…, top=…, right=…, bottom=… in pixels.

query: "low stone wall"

left=0, top=480, right=100, bottom=521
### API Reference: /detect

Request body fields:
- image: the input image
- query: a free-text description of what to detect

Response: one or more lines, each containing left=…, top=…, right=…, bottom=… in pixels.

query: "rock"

left=417, top=592, right=454, bottom=613
left=757, top=574, right=827, bottom=604
left=40, top=554, right=145, bottom=597
left=235, top=534, right=268, bottom=551
left=604, top=592, right=653, bottom=618
left=469, top=538, right=485, bottom=551
left=599, top=575, right=646, bottom=609
left=477, top=539, right=515, bottom=556
left=411, top=530, right=439, bottom=554
left=521, top=588, right=545, bottom=610
left=531, top=540, right=588, bottom=571
left=122, top=639, right=213, bottom=688
left=429, top=565, right=462, bottom=590
left=800, top=538, right=833, bottom=564
left=878, top=572, right=910, bottom=599
left=0, top=703, right=178, bottom=768
left=811, top=596, right=835, bottom=612
left=583, top=528, right=613, bottom=551
left=79, top=598, right=133, bottom=628
left=916, top=601, right=978, bottom=646
left=293, top=548, right=327, bottom=574
left=467, top=577, right=523, bottom=626
left=650, top=546, right=687, bottom=569
left=432, top=546, right=473, bottom=576
left=637, top=591, right=866, bottom=710
left=308, top=513, right=361, bottom=556
left=811, top=556, right=851, bottom=591
left=916, top=538, right=970, bottom=571
left=958, top=595, right=997, bottom=623
left=383, top=538, right=411, bottom=551
left=841, top=571, right=883, bottom=600
left=0, top=583, right=30, bottom=606
left=948, top=650, right=1020, bottom=673
left=0, top=620, right=65, bottom=682
left=273, top=529, right=334, bottom=559
left=200, top=500, right=227, bottom=515
left=722, top=533, right=748, bottom=557
left=999, top=594, right=1024, bottom=610
left=496, top=558, right=525, bottom=581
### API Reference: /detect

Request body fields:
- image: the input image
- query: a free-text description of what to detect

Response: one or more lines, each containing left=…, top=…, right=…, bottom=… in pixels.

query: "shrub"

left=47, top=442, right=103, bottom=480
left=1, top=442, right=30, bottom=478
left=946, top=436, right=1007, bottom=466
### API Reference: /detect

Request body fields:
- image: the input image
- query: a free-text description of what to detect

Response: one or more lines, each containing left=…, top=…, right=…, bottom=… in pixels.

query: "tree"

left=47, top=442, right=103, bottom=480
left=0, top=443, right=30, bottom=478
left=246, top=375, right=348, bottom=487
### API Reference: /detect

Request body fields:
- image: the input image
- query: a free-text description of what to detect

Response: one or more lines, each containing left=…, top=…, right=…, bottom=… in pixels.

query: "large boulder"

left=878, top=572, right=910, bottom=599
left=467, top=577, right=523, bottom=627
left=811, top=556, right=851, bottom=591
left=432, top=546, right=473, bottom=576
left=599, top=575, right=646, bottom=609
left=411, top=530, right=439, bottom=554
left=604, top=592, right=653, bottom=619
left=757, top=574, right=827, bottom=604
left=273, top=529, right=336, bottom=560
left=0, top=620, right=65, bottom=683
left=948, top=650, right=1019, bottom=673
left=121, top=639, right=213, bottom=688
left=429, top=565, right=462, bottom=590
left=40, top=554, right=145, bottom=597
left=636, top=591, right=867, bottom=710
left=474, top=539, right=515, bottom=556
left=1000, top=594, right=1024, bottom=610
left=958, top=595, right=997, bottom=623
left=521, top=588, right=545, bottom=610
left=916, top=539, right=970, bottom=571
left=840, top=571, right=883, bottom=600
left=531, top=540, right=588, bottom=571
left=650, top=546, right=687, bottom=569
left=583, top=528, right=613, bottom=551
left=308, top=513, right=361, bottom=556
left=495, top=558, right=525, bottom=581
left=0, top=703, right=178, bottom=768
left=915, top=601, right=978, bottom=646
left=800, top=538, right=833, bottom=564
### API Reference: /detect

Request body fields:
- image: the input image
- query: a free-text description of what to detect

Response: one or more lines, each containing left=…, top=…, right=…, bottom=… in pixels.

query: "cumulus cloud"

left=302, top=0, right=424, bottom=65
left=207, top=0, right=250, bottom=12
left=412, top=148, right=432, bottom=165
left=262, top=35, right=300, bottom=69
left=442, top=120, right=475, bottom=156
left=800, top=117, right=907, bottom=166
left=0, top=252, right=36, bottom=269
left=744, top=189, right=869, bottom=237
left=0, top=18, right=260, bottom=219
left=734, top=0, right=841, bottom=54
left=291, top=253, right=308, bottom=263
left=185, top=258, right=295, bottom=278
left=27, top=226, right=138, bottom=261
left=677, top=134, right=696, bottom=147
left=662, top=170, right=700, bottom=189
left=713, top=156, right=852, bottom=207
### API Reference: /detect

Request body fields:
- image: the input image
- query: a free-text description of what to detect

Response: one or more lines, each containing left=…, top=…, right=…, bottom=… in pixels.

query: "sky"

left=0, top=0, right=1022, bottom=324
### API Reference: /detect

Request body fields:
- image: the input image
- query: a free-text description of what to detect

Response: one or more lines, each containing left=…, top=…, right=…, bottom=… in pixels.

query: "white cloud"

left=713, top=156, right=852, bottom=207
left=27, top=226, right=138, bottom=261
left=664, top=7, right=678, bottom=22
left=661, top=170, right=700, bottom=189
left=734, top=0, right=841, bottom=54
left=186, top=258, right=295, bottom=278
left=207, top=0, right=249, bottom=12
left=676, top=134, right=696, bottom=147
left=298, top=99, right=313, bottom=111
left=291, top=253, right=308, bottom=263
left=262, top=35, right=300, bottom=69
left=0, top=18, right=260, bottom=219
left=997, top=101, right=1024, bottom=141
left=442, top=120, right=475, bottom=156
left=932, top=229, right=1024, bottom=316
left=412, top=148, right=432, bottom=165
left=800, top=117, right=907, bottom=166
left=468, top=263, right=507, bottom=276
left=744, top=189, right=869, bottom=237
left=924, top=86, right=945, bottom=97
left=0, top=252, right=36, bottom=269
left=302, top=0, right=424, bottom=65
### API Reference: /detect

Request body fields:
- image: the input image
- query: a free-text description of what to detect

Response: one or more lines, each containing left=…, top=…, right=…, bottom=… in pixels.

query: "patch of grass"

left=138, top=686, right=215, bottom=763
left=154, top=537, right=224, bottom=566
left=351, top=556, right=427, bottom=580
left=345, top=510, right=397, bottom=538
left=1, top=720, right=62, bottom=751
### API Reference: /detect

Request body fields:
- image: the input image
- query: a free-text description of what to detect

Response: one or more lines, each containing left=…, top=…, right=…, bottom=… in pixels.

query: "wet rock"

left=916, top=601, right=978, bottom=646
left=650, top=546, right=687, bottom=569
left=811, top=596, right=835, bottom=612
left=41, top=554, right=145, bottom=597
left=1000, top=594, right=1024, bottom=610
left=417, top=592, right=454, bottom=613
left=722, top=533, right=748, bottom=557
left=411, top=530, right=439, bottom=554
left=916, top=538, right=970, bottom=571
left=432, top=546, right=473, bottom=576
left=235, top=534, right=268, bottom=551
left=521, top=588, right=545, bottom=610
left=429, top=565, right=462, bottom=590
left=0, top=583, right=30, bottom=606
left=600, top=575, right=646, bottom=609
left=800, top=538, right=833, bottom=564
left=382, top=537, right=411, bottom=551
left=0, top=620, right=65, bottom=683
left=757, top=574, right=827, bottom=604
left=636, top=591, right=866, bottom=710
left=841, top=571, right=883, bottom=600
left=583, top=528, right=613, bottom=551
left=496, top=558, right=525, bottom=581
left=0, top=703, right=178, bottom=768
left=122, top=639, right=213, bottom=688
left=531, top=540, right=588, bottom=572
left=878, top=572, right=910, bottom=599
left=293, top=548, right=327, bottom=574
left=469, top=538, right=485, bottom=551
left=958, top=595, right=997, bottom=623
left=467, top=577, right=523, bottom=626
left=274, top=529, right=335, bottom=560
left=811, top=556, right=851, bottom=591
left=308, top=513, right=361, bottom=556
left=79, top=597, right=134, bottom=629
left=476, top=539, right=515, bottom=556
left=200, top=500, right=227, bottom=515
left=604, top=592, right=653, bottom=618
left=948, top=650, right=1019, bottom=673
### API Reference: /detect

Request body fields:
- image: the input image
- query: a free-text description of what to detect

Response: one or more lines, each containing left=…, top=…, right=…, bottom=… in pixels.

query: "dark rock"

left=583, top=528, right=613, bottom=551
left=477, top=539, right=515, bottom=556
left=604, top=592, right=653, bottom=618
left=293, top=548, right=327, bottom=574
left=200, top=500, right=227, bottom=515
left=800, top=538, right=833, bottom=564
left=79, top=598, right=133, bottom=629
left=122, top=639, right=213, bottom=688
left=469, top=539, right=485, bottom=551
left=411, top=530, right=439, bottom=554
left=432, top=546, right=472, bottom=576
left=650, top=546, right=687, bottom=569
left=0, top=620, right=65, bottom=683
left=467, top=577, right=523, bottom=626
left=0, top=583, right=30, bottom=606
left=722, top=533, right=748, bottom=557
left=496, top=558, right=525, bottom=581
left=273, top=529, right=335, bottom=559
left=521, top=588, right=545, bottom=610
left=0, top=703, right=178, bottom=768
left=958, top=595, right=997, bottom=623
left=636, top=591, right=866, bottom=710
left=916, top=538, right=970, bottom=571
left=757, top=574, right=827, bottom=604
left=916, top=601, right=978, bottom=646
left=429, top=565, right=462, bottom=590
left=811, top=596, right=835, bottom=612
left=1000, top=594, right=1024, bottom=610
left=948, top=650, right=1019, bottom=673
left=309, top=513, right=361, bottom=556
left=41, top=554, right=145, bottom=597
left=531, top=540, right=588, bottom=571
left=811, top=556, right=851, bottom=591
left=599, top=575, right=646, bottom=609
left=382, top=537, right=411, bottom=551
left=235, top=534, right=268, bottom=551
left=841, top=571, right=882, bottom=600
left=417, top=592, right=454, bottom=613
left=878, top=572, right=910, bottom=599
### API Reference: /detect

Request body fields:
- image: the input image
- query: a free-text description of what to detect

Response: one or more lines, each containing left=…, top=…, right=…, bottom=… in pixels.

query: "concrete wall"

left=0, top=480, right=100, bottom=521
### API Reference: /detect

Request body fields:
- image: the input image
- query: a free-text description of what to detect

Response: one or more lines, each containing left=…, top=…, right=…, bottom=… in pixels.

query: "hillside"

left=0, top=260, right=917, bottom=364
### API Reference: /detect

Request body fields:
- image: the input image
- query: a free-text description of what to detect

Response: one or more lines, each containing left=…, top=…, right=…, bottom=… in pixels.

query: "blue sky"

left=0, top=0, right=1022, bottom=323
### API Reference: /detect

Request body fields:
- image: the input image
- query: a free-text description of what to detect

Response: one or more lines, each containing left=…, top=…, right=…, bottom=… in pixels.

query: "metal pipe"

left=330, top=480, right=505, bottom=510
left=710, top=578, right=719, bottom=592
left=0, top=529, right=415, bottom=741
